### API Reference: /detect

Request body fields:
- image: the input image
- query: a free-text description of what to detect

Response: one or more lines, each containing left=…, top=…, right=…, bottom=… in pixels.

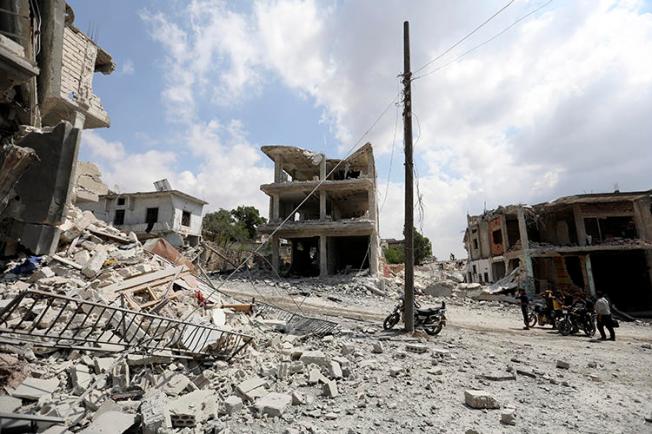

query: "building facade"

left=256, top=143, right=379, bottom=277
left=79, top=190, right=207, bottom=247
left=463, top=190, right=652, bottom=314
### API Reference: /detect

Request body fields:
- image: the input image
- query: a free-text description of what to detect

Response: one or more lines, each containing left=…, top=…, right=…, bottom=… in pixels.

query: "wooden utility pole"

left=402, top=21, right=415, bottom=332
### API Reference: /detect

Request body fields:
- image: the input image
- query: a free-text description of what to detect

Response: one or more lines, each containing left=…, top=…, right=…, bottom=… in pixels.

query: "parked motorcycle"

left=558, top=302, right=596, bottom=337
left=529, top=303, right=562, bottom=329
left=383, top=298, right=447, bottom=335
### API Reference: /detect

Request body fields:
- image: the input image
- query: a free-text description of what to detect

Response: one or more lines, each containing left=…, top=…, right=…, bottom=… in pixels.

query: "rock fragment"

left=464, top=390, right=500, bottom=409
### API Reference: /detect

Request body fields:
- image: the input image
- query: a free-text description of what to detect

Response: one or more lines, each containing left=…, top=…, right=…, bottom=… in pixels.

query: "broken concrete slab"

left=236, top=376, right=267, bottom=401
left=81, top=246, right=108, bottom=278
left=476, top=372, right=516, bottom=381
left=322, top=381, right=339, bottom=398
left=464, top=390, right=500, bottom=409
left=160, top=372, right=191, bottom=396
left=556, top=360, right=570, bottom=369
left=11, top=376, right=59, bottom=400
left=299, top=350, right=329, bottom=367
left=168, top=390, right=218, bottom=428
left=0, top=395, right=22, bottom=412
left=140, top=390, right=172, bottom=434
left=78, top=410, right=136, bottom=434
left=254, top=392, right=292, bottom=417
left=69, top=364, right=93, bottom=395
left=222, top=395, right=243, bottom=415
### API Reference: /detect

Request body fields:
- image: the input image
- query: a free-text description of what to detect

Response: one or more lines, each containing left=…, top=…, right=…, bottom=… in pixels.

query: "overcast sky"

left=70, top=0, right=652, bottom=258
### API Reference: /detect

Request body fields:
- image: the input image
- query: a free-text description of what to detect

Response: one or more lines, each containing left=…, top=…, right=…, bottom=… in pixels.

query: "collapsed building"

left=0, top=0, right=114, bottom=256
left=256, top=144, right=379, bottom=277
left=463, top=190, right=652, bottom=314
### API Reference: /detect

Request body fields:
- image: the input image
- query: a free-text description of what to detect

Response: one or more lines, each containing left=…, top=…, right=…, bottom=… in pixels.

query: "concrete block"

left=501, top=409, right=516, bottom=425
left=140, top=390, right=171, bottom=434
left=327, top=361, right=342, bottom=379
left=11, top=377, right=59, bottom=400
left=94, top=357, right=116, bottom=374
left=236, top=376, right=267, bottom=401
left=0, top=395, right=22, bottom=412
left=322, top=381, right=338, bottom=398
left=78, top=410, right=136, bottom=434
left=69, top=364, right=93, bottom=395
left=160, top=373, right=191, bottom=396
left=371, top=341, right=384, bottom=354
left=406, top=343, right=428, bottom=354
left=556, top=360, right=570, bottom=369
left=300, top=350, right=329, bottom=367
left=464, top=390, right=500, bottom=409
left=82, top=246, right=107, bottom=278
left=222, top=395, right=243, bottom=415
left=308, top=368, right=329, bottom=385
left=254, top=392, right=292, bottom=417
left=168, top=390, right=218, bottom=428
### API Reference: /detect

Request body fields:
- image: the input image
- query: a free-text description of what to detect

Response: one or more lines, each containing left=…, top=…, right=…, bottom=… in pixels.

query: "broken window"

left=113, top=209, right=125, bottom=226
left=492, top=230, right=502, bottom=244
left=329, top=236, right=370, bottom=274
left=472, top=239, right=479, bottom=249
left=181, top=210, right=191, bottom=227
left=484, top=272, right=489, bottom=283
left=117, top=197, right=126, bottom=206
left=472, top=265, right=477, bottom=274
left=584, top=216, right=637, bottom=243
left=145, top=207, right=158, bottom=233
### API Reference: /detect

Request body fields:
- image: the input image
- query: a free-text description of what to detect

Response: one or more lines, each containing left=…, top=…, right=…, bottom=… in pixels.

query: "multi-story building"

left=256, top=144, right=379, bottom=277
left=463, top=190, right=652, bottom=313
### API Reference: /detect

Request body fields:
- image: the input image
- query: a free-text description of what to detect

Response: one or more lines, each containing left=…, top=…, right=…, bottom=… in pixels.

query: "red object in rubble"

left=195, top=290, right=207, bottom=307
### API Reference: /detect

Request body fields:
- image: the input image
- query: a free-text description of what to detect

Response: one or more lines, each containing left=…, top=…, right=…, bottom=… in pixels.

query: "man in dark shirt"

left=517, top=289, right=530, bottom=330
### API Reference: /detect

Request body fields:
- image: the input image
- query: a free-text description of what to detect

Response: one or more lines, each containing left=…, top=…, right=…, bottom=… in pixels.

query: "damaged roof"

left=101, top=190, right=208, bottom=205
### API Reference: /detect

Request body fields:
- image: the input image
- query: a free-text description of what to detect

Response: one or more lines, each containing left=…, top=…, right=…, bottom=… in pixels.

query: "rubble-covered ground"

left=0, top=210, right=651, bottom=434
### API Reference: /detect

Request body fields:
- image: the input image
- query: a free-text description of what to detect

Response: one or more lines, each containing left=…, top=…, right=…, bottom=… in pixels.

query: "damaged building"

left=0, top=1, right=114, bottom=255
left=256, top=144, right=380, bottom=277
left=78, top=180, right=207, bottom=248
left=464, top=190, right=652, bottom=314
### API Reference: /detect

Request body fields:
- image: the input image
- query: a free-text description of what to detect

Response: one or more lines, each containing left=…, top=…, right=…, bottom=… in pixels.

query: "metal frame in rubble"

left=0, top=289, right=253, bottom=361
left=255, top=302, right=337, bottom=337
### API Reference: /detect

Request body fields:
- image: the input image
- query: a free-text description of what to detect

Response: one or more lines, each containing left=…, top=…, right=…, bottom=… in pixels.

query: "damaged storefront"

left=256, top=144, right=380, bottom=277
left=463, top=190, right=652, bottom=315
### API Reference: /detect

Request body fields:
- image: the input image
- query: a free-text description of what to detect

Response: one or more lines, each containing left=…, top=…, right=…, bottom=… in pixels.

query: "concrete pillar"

left=319, top=191, right=326, bottom=220
left=573, top=204, right=587, bottom=246
left=367, top=188, right=376, bottom=221
left=271, top=235, right=280, bottom=273
left=73, top=111, right=86, bottom=129
left=517, top=207, right=535, bottom=294
left=319, top=234, right=328, bottom=277
left=584, top=254, right=596, bottom=297
left=274, top=157, right=283, bottom=183
left=500, top=214, right=509, bottom=253
left=369, top=231, right=379, bottom=276
left=319, top=154, right=326, bottom=180
left=272, top=194, right=279, bottom=221
left=633, top=197, right=652, bottom=242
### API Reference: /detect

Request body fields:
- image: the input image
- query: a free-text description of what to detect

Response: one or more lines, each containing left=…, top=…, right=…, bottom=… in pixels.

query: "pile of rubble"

left=0, top=206, right=342, bottom=433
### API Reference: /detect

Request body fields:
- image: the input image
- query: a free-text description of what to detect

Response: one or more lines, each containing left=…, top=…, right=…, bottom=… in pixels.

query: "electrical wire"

left=412, top=0, right=515, bottom=75
left=413, top=0, right=554, bottom=80
left=380, top=82, right=402, bottom=212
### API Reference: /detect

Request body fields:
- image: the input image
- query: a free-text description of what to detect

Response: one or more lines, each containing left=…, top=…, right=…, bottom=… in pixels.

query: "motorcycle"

left=529, top=303, right=562, bottom=329
left=383, top=298, right=447, bottom=335
left=558, top=302, right=596, bottom=337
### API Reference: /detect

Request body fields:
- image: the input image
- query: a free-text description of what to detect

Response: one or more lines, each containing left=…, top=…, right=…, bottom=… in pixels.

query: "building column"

left=500, top=214, right=509, bottom=251
left=573, top=204, right=587, bottom=246
left=272, top=194, right=279, bottom=221
left=584, top=254, right=596, bottom=297
left=319, top=234, right=328, bottom=277
left=271, top=235, right=280, bottom=274
left=633, top=197, right=652, bottom=242
left=319, top=154, right=326, bottom=180
left=369, top=231, right=379, bottom=276
left=517, top=207, right=535, bottom=294
left=274, top=156, right=283, bottom=183
left=320, top=191, right=326, bottom=220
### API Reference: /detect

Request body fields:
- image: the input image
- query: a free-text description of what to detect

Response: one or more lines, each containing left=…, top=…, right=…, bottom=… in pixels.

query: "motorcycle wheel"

left=423, top=317, right=443, bottom=336
left=558, top=319, right=573, bottom=336
left=527, top=313, right=538, bottom=328
left=383, top=313, right=400, bottom=331
left=583, top=321, right=596, bottom=337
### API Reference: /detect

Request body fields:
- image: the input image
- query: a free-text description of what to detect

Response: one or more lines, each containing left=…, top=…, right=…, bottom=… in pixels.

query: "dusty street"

left=215, top=276, right=652, bottom=434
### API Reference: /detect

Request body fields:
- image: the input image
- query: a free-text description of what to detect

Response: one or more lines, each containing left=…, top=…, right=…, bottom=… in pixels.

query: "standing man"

left=595, top=291, right=615, bottom=341
left=517, top=289, right=530, bottom=330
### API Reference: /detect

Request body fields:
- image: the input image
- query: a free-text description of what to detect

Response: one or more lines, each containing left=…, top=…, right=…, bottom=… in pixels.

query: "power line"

left=380, top=82, right=402, bottom=212
left=413, top=0, right=554, bottom=80
left=412, top=0, right=515, bottom=75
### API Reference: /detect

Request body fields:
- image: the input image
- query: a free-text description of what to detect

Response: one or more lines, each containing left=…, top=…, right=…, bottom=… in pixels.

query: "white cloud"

left=122, top=0, right=652, bottom=258
left=121, top=59, right=135, bottom=75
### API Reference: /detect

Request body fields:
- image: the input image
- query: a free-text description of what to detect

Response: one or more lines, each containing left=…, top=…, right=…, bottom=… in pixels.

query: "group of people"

left=517, top=288, right=616, bottom=341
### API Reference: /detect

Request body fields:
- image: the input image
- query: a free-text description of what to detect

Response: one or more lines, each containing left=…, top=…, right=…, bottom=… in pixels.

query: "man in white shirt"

left=595, top=291, right=615, bottom=341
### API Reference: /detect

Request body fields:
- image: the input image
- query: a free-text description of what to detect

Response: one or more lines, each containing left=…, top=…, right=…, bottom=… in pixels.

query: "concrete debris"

left=168, top=390, right=218, bottom=427
left=78, top=410, right=136, bottom=434
left=140, top=391, right=172, bottom=434
left=254, top=392, right=292, bottom=417
left=556, top=360, right=570, bottom=370
left=464, top=390, right=500, bottom=409
left=501, top=409, right=517, bottom=425
left=223, top=395, right=243, bottom=415
left=322, top=381, right=339, bottom=398
left=236, top=377, right=268, bottom=401
left=11, top=377, right=59, bottom=400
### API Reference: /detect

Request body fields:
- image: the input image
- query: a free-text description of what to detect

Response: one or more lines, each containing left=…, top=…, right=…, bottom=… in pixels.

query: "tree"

left=202, top=206, right=266, bottom=246
left=382, top=227, right=432, bottom=265
left=413, top=227, right=432, bottom=265
left=231, top=206, right=266, bottom=239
